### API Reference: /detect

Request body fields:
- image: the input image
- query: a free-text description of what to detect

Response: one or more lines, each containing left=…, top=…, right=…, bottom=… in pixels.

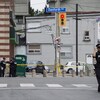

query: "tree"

left=29, top=6, right=35, bottom=16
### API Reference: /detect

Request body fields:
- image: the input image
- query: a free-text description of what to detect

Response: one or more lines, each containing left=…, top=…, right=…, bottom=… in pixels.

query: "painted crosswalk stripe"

left=72, top=84, right=91, bottom=88
left=20, top=83, right=35, bottom=87
left=46, top=84, right=63, bottom=88
left=0, top=84, right=7, bottom=88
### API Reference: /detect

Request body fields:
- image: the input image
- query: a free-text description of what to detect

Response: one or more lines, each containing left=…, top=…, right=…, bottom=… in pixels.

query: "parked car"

left=64, top=61, right=86, bottom=74
left=26, top=61, right=37, bottom=72
left=26, top=61, right=50, bottom=73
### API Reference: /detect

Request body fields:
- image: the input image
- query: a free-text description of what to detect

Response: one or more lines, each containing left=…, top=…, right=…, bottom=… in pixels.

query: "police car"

left=64, top=61, right=86, bottom=74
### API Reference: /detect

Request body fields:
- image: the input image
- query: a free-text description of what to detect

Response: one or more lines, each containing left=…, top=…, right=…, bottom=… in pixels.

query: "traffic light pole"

left=55, top=0, right=61, bottom=77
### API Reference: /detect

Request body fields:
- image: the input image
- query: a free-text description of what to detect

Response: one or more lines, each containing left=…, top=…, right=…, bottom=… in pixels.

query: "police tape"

left=6, top=64, right=78, bottom=68
left=6, top=64, right=55, bottom=67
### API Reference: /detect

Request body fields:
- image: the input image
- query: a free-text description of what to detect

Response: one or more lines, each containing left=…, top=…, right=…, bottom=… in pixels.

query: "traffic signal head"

left=59, top=13, right=66, bottom=27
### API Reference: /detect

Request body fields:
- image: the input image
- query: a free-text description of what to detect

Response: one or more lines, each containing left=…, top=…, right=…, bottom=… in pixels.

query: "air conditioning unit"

left=83, top=36, right=91, bottom=41
left=61, top=27, right=69, bottom=34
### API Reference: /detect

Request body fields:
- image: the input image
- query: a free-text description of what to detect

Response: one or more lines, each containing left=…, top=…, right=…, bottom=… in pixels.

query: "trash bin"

left=15, top=55, right=27, bottom=77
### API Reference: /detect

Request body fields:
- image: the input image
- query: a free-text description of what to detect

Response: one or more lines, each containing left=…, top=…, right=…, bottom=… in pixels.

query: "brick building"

left=0, top=0, right=16, bottom=61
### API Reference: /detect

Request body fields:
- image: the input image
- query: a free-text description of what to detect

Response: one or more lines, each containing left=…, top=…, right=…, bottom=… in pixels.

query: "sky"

left=30, top=0, right=46, bottom=11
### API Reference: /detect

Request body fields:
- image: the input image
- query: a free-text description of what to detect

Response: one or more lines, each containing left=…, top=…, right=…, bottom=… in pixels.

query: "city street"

left=0, top=76, right=100, bottom=100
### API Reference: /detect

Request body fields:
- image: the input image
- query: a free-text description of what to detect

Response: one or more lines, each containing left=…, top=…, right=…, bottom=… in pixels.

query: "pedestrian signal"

left=59, top=13, right=66, bottom=27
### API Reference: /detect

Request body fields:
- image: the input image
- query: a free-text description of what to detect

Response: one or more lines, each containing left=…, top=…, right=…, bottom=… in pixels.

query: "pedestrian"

left=93, top=44, right=100, bottom=92
left=0, top=58, right=6, bottom=77
left=9, top=57, right=17, bottom=77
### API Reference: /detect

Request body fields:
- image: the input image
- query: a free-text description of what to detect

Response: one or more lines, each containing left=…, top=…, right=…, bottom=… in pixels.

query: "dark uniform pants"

left=95, top=68, right=100, bottom=85
left=9, top=67, right=16, bottom=77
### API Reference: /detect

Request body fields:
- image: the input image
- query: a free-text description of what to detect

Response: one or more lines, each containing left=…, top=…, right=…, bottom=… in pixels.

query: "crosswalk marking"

left=0, top=83, right=94, bottom=89
left=0, top=84, right=7, bottom=88
left=46, top=84, right=63, bottom=88
left=20, top=83, right=35, bottom=87
left=72, top=84, right=92, bottom=88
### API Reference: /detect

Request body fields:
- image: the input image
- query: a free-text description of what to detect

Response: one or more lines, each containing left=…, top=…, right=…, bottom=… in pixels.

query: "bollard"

left=84, top=70, right=88, bottom=76
left=87, top=70, right=91, bottom=76
left=88, top=70, right=91, bottom=76
left=32, top=69, right=36, bottom=77
left=72, top=70, right=75, bottom=77
left=80, top=70, right=84, bottom=77
left=53, top=71, right=56, bottom=77
left=43, top=70, right=47, bottom=77
left=62, top=70, right=66, bottom=77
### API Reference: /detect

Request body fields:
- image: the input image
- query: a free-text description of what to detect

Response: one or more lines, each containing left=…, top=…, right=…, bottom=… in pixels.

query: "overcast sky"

left=30, top=0, right=46, bottom=11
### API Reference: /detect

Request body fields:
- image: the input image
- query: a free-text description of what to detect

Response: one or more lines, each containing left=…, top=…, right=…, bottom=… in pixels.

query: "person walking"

left=0, top=58, right=6, bottom=77
left=9, top=57, right=17, bottom=77
left=93, top=44, right=100, bottom=92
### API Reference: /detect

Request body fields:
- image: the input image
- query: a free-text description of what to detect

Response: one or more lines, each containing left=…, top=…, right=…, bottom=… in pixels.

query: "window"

left=27, top=22, right=41, bottom=33
left=16, top=16, right=23, bottom=24
left=83, top=31, right=91, bottom=41
left=27, top=44, right=41, bottom=54
left=60, top=46, right=72, bottom=59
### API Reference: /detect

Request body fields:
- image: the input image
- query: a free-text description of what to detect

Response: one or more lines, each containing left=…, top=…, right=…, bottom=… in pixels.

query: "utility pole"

left=76, top=4, right=78, bottom=76
left=55, top=0, right=61, bottom=77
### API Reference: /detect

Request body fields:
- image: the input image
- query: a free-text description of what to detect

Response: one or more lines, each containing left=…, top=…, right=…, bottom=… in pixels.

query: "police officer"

left=93, top=44, right=100, bottom=92
left=0, top=58, right=6, bottom=77
left=9, top=57, right=17, bottom=77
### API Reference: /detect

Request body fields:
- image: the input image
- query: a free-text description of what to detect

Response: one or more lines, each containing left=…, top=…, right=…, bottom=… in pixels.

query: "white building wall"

left=48, top=0, right=100, bottom=12
left=15, top=46, right=26, bottom=55
left=26, top=16, right=98, bottom=65
left=27, top=44, right=55, bottom=65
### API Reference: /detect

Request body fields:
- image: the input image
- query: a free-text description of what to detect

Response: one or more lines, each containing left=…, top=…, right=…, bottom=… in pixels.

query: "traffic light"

left=59, top=13, right=66, bottom=27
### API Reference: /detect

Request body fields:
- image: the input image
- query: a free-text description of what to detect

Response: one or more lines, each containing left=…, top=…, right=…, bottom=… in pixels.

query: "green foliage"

left=29, top=5, right=45, bottom=16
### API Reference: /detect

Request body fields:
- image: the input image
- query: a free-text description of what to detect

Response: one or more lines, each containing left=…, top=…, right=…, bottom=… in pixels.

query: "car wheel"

left=68, top=68, right=73, bottom=74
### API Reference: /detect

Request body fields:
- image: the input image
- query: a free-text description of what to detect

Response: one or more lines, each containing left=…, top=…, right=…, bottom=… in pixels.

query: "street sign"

left=46, top=7, right=66, bottom=13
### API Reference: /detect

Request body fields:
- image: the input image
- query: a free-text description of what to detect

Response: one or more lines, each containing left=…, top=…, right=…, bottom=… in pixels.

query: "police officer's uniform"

left=93, top=44, right=100, bottom=92
left=0, top=58, right=6, bottom=77
left=9, top=59, right=17, bottom=77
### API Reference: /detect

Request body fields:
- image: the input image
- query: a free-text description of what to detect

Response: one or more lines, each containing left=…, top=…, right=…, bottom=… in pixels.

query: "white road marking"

left=72, top=84, right=92, bottom=88
left=20, top=83, right=35, bottom=87
left=46, top=84, right=63, bottom=88
left=0, top=84, right=7, bottom=88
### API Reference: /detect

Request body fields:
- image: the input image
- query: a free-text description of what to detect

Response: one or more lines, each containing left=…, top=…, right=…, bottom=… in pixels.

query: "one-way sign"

left=46, top=8, right=66, bottom=13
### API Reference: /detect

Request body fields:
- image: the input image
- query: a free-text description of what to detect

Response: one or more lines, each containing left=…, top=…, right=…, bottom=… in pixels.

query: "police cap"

left=96, top=44, right=100, bottom=48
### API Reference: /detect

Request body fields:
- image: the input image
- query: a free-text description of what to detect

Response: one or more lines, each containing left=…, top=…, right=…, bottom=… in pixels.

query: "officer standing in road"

left=0, top=58, right=6, bottom=77
left=9, top=57, right=17, bottom=77
left=93, top=44, right=100, bottom=92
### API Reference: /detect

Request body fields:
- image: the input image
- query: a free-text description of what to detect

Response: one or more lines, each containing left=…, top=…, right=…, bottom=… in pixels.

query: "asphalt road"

left=0, top=76, right=100, bottom=100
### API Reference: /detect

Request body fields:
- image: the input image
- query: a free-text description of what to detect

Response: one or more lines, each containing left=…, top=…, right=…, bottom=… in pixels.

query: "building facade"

left=0, top=0, right=16, bottom=61
left=26, top=15, right=98, bottom=65
left=14, top=0, right=30, bottom=55
left=47, top=0, right=100, bottom=12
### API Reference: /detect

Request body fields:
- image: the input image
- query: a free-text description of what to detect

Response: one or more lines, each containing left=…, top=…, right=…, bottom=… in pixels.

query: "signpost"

left=46, top=5, right=67, bottom=76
